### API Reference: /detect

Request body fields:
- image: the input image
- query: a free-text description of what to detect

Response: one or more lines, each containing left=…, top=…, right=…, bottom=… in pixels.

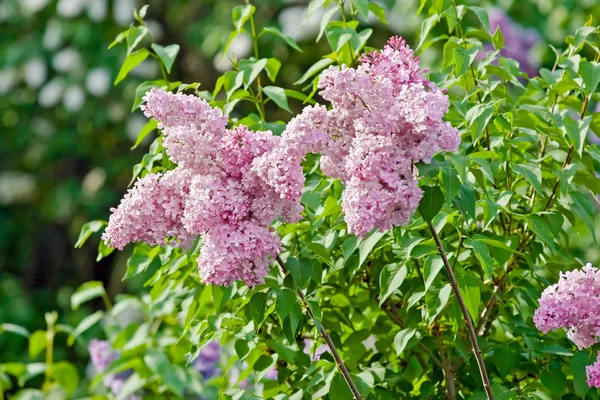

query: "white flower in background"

left=86, top=0, right=107, bottom=22
left=213, top=33, right=253, bottom=73
left=86, top=67, right=111, bottom=97
left=108, top=103, right=126, bottom=121
left=0, top=171, right=36, bottom=205
left=129, top=59, right=159, bottom=79
left=43, top=19, right=64, bottom=50
left=146, top=19, right=163, bottom=42
left=113, top=0, right=134, bottom=26
left=57, top=0, right=86, bottom=18
left=23, top=58, right=47, bottom=89
left=39, top=78, right=64, bottom=108
left=31, top=117, right=56, bottom=138
left=63, top=85, right=85, bottom=112
left=22, top=0, right=50, bottom=13
left=126, top=114, right=147, bottom=142
left=0, top=67, right=18, bottom=95
left=52, top=47, right=81, bottom=73
left=279, top=5, right=324, bottom=42
left=82, top=167, right=107, bottom=196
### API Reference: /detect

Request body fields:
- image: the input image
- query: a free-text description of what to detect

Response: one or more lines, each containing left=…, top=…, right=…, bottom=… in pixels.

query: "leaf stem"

left=275, top=253, right=363, bottom=400
left=428, top=223, right=495, bottom=400
left=247, top=4, right=266, bottom=119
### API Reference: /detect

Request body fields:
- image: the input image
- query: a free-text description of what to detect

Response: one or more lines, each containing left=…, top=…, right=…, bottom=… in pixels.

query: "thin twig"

left=428, top=223, right=495, bottom=400
left=275, top=254, right=363, bottom=400
left=434, top=324, right=456, bottom=400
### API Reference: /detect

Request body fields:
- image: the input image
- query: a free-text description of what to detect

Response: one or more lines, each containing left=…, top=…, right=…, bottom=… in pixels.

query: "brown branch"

left=275, top=254, right=363, bottom=400
left=428, top=223, right=495, bottom=400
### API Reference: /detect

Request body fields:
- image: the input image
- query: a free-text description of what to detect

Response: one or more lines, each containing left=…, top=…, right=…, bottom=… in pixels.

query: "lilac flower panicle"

left=88, top=340, right=140, bottom=400
left=256, top=36, right=460, bottom=237
left=89, top=339, right=118, bottom=372
left=193, top=340, right=221, bottom=379
left=534, top=263, right=600, bottom=350
left=588, top=356, right=600, bottom=388
left=104, top=89, right=295, bottom=286
left=485, top=8, right=540, bottom=76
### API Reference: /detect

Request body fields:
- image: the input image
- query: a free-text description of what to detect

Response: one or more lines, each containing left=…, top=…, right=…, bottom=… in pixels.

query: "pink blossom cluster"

left=534, top=263, right=600, bottom=387
left=534, top=264, right=600, bottom=349
left=103, top=88, right=296, bottom=286
left=103, top=37, right=460, bottom=285
left=254, top=36, right=460, bottom=237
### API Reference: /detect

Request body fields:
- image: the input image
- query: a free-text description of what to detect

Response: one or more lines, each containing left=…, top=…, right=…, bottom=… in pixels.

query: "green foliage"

left=3, top=0, right=600, bottom=399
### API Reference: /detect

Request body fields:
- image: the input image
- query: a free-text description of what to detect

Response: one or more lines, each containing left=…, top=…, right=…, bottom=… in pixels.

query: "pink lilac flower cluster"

left=88, top=340, right=141, bottom=399
left=254, top=36, right=459, bottom=237
left=534, top=263, right=600, bottom=387
left=103, top=88, right=296, bottom=286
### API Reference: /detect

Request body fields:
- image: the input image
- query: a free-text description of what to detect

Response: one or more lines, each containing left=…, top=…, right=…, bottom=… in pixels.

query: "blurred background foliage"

left=1, top=0, right=599, bottom=390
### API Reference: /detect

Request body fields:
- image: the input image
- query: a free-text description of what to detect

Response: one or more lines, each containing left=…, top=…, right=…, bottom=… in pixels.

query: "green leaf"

left=249, top=292, right=268, bottom=326
left=28, top=331, right=47, bottom=359
left=265, top=58, right=282, bottom=82
left=564, top=115, right=590, bottom=157
left=359, top=230, right=385, bottom=268
left=464, top=238, right=494, bottom=279
left=330, top=373, right=353, bottom=400
left=134, top=5, right=149, bottom=22
left=418, top=186, right=444, bottom=222
left=131, top=119, right=157, bottom=150
left=466, top=103, right=494, bottom=143
left=294, top=58, right=334, bottom=85
left=75, top=220, right=106, bottom=248
left=239, top=58, right=268, bottom=89
left=326, top=26, right=356, bottom=53
left=468, top=6, right=490, bottom=33
left=541, top=369, right=566, bottom=396
left=317, top=7, right=338, bottom=42
left=263, top=86, right=291, bottom=112
left=368, top=3, right=387, bottom=24
left=287, top=257, right=313, bottom=288
left=528, top=214, right=557, bottom=250
left=379, top=263, right=408, bottom=305
left=429, top=283, right=452, bottom=322
left=262, top=27, right=302, bottom=52
left=454, top=46, right=479, bottom=77
left=68, top=311, right=103, bottom=346
left=71, top=281, right=106, bottom=310
left=274, top=288, right=298, bottom=320
left=417, top=14, right=438, bottom=51
left=512, top=164, right=543, bottom=194
left=393, top=328, right=416, bottom=356
left=351, top=0, right=369, bottom=18
left=571, top=352, right=592, bottom=397
left=423, top=255, right=444, bottom=292
left=283, top=303, right=304, bottom=343
left=52, top=361, right=79, bottom=395
left=126, top=26, right=148, bottom=55
left=116, top=372, right=147, bottom=400
left=306, top=0, right=327, bottom=21
left=232, top=4, right=255, bottom=33
left=115, top=48, right=150, bottom=85
left=151, top=44, right=180, bottom=74
left=108, top=29, right=129, bottom=50
left=579, top=61, right=600, bottom=95
left=0, top=324, right=30, bottom=338
left=492, top=26, right=504, bottom=50
left=440, top=165, right=461, bottom=205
